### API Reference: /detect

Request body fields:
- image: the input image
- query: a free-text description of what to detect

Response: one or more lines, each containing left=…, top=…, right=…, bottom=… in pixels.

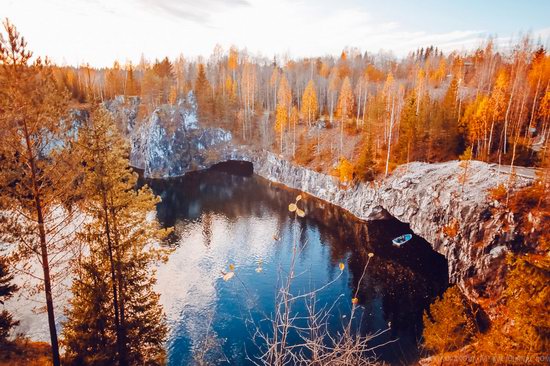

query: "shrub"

left=423, top=286, right=476, bottom=353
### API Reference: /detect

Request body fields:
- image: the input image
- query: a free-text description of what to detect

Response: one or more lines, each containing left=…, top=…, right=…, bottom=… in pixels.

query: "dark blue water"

left=148, top=164, right=448, bottom=365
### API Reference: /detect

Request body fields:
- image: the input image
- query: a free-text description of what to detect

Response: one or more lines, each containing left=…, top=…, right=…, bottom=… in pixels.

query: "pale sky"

left=1, top=0, right=549, bottom=67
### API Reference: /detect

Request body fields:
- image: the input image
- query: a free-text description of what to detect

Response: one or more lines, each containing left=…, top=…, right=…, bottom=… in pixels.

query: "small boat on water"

left=392, top=234, right=412, bottom=247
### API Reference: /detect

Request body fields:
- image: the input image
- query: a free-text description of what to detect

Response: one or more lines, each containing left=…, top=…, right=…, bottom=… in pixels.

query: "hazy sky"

left=2, top=0, right=549, bottom=67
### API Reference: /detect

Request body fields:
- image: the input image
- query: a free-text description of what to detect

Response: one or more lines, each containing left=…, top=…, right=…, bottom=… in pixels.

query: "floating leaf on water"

left=229, top=264, right=235, bottom=271
left=296, top=208, right=305, bottom=217
left=296, top=194, right=302, bottom=201
left=288, top=203, right=297, bottom=212
left=339, top=263, right=345, bottom=271
left=352, top=297, right=359, bottom=305
left=223, top=272, right=234, bottom=281
left=368, top=252, right=374, bottom=258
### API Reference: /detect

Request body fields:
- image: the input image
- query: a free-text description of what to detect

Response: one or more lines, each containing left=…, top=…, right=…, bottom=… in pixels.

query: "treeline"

left=53, top=38, right=549, bottom=180
left=0, top=20, right=169, bottom=366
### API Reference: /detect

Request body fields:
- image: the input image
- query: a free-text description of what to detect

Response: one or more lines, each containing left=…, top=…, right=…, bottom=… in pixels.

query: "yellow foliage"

left=336, top=158, right=354, bottom=183
left=423, top=286, right=476, bottom=354
left=301, top=80, right=318, bottom=126
left=336, top=77, right=354, bottom=120
left=275, top=105, right=287, bottom=134
left=442, top=219, right=459, bottom=238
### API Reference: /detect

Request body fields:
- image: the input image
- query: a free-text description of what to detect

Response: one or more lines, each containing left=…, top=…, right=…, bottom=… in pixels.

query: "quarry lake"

left=148, top=164, right=449, bottom=365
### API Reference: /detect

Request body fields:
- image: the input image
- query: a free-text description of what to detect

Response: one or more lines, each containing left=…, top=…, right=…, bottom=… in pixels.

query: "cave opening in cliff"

left=210, top=159, right=254, bottom=176
left=369, top=215, right=449, bottom=291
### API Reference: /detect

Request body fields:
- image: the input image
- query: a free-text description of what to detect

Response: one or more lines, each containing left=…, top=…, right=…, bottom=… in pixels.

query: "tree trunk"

left=385, top=97, right=395, bottom=177
left=23, top=122, right=61, bottom=366
left=111, top=210, right=129, bottom=366
left=356, top=83, right=362, bottom=129
left=101, top=190, right=128, bottom=366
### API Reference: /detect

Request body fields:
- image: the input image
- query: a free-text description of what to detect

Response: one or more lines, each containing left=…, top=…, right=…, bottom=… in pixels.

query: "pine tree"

left=439, top=75, right=461, bottom=159
left=354, top=133, right=376, bottom=181
left=195, top=63, right=213, bottom=122
left=0, top=20, right=72, bottom=366
left=396, top=92, right=418, bottom=163
left=63, top=107, right=171, bottom=366
left=125, top=62, right=139, bottom=96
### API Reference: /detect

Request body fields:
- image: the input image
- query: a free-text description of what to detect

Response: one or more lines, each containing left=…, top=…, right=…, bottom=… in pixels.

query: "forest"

left=0, top=15, right=549, bottom=366
left=52, top=34, right=550, bottom=180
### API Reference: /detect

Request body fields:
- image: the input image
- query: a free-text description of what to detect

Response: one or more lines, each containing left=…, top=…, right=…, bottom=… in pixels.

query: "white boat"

left=392, top=234, right=412, bottom=247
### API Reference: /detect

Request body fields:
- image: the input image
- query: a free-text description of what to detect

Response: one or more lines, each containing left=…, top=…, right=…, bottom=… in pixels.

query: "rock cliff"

left=105, top=93, right=232, bottom=178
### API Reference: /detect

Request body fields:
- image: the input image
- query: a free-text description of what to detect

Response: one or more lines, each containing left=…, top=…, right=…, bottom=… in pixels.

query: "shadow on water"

left=141, top=161, right=448, bottom=365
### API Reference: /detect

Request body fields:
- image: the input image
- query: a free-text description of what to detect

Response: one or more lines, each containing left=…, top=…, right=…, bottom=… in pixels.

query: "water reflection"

left=147, top=167, right=448, bottom=365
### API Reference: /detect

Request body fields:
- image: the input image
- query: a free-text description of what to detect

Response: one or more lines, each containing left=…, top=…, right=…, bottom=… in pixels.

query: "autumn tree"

left=153, top=57, right=174, bottom=103
left=327, top=67, right=339, bottom=126
left=275, top=75, right=292, bottom=154
left=240, top=58, right=256, bottom=139
left=105, top=60, right=123, bottom=99
left=0, top=20, right=72, bottom=366
left=396, top=92, right=418, bottom=163
left=423, top=286, right=476, bottom=354
left=290, top=105, right=299, bottom=156
left=275, top=105, right=287, bottom=154
left=125, top=62, right=139, bottom=96
left=487, top=69, right=509, bottom=158
left=335, top=157, right=354, bottom=183
left=195, top=63, right=213, bottom=122
left=63, top=107, right=170, bottom=366
left=228, top=47, right=238, bottom=81
left=336, top=76, right=355, bottom=156
left=354, top=133, right=377, bottom=181
left=301, top=79, right=318, bottom=127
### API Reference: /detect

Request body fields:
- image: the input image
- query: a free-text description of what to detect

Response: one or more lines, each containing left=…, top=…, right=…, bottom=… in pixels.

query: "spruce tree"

left=396, top=92, right=419, bottom=163
left=63, top=107, right=170, bottom=366
left=0, top=257, right=19, bottom=344
left=195, top=63, right=213, bottom=121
